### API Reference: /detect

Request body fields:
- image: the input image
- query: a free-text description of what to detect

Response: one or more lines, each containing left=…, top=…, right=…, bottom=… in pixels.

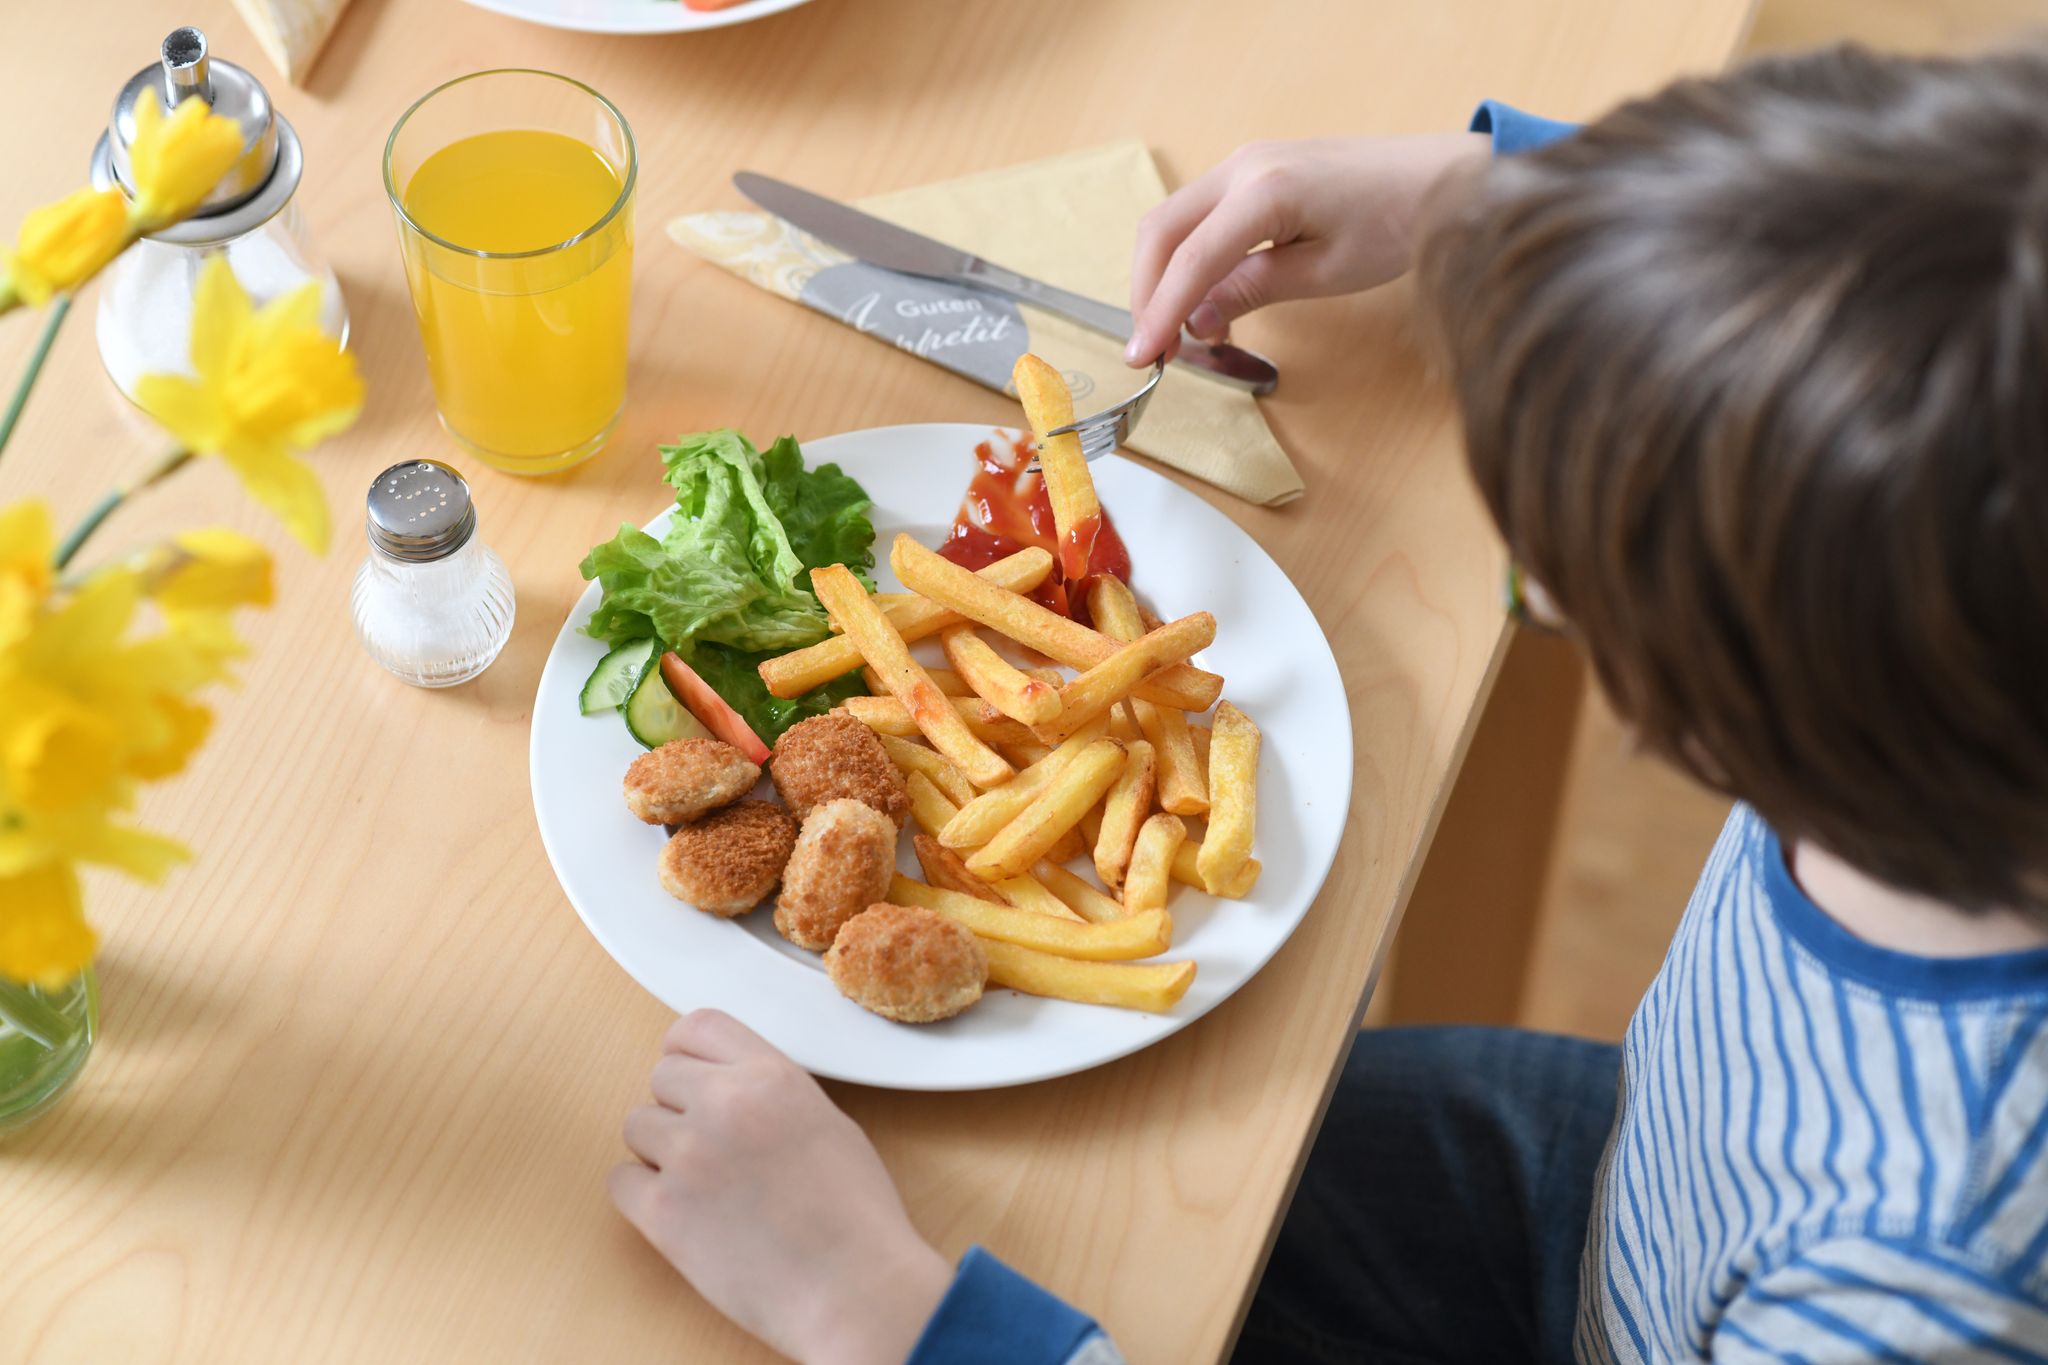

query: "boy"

left=610, top=44, right=2048, bottom=1363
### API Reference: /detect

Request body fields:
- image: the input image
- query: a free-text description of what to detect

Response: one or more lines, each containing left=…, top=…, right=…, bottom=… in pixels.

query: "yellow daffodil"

left=127, top=88, right=246, bottom=230
left=1, top=188, right=132, bottom=306
left=0, top=862, right=95, bottom=991
left=0, top=501, right=55, bottom=650
left=148, top=528, right=275, bottom=617
left=135, top=256, right=361, bottom=554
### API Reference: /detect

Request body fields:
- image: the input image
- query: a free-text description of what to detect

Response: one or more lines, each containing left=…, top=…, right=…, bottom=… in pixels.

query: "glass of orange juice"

left=383, top=70, right=635, bottom=476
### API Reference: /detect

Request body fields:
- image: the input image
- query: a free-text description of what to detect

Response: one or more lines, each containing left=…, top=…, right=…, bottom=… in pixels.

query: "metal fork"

left=1026, top=359, right=1166, bottom=470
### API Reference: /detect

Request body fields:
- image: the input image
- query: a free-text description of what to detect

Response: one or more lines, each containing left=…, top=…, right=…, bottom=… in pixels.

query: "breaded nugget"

left=770, top=713, right=910, bottom=827
left=623, top=738, right=759, bottom=825
left=658, top=801, right=799, bottom=917
left=774, top=798, right=898, bottom=950
left=826, top=902, right=987, bottom=1023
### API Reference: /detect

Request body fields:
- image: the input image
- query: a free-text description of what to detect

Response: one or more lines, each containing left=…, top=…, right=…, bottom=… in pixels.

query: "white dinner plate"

left=529, top=423, right=1352, bottom=1089
left=460, top=0, right=816, bottom=35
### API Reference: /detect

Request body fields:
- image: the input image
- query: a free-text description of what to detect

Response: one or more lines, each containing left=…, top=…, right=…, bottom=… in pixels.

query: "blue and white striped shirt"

left=1581, top=806, right=2048, bottom=1362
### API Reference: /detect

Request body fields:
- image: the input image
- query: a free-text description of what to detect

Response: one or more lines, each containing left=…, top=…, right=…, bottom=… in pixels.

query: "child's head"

left=1418, top=44, right=2048, bottom=913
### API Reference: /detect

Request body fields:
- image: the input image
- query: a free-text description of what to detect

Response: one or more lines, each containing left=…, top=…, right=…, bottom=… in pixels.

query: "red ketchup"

left=936, top=432, right=1130, bottom=621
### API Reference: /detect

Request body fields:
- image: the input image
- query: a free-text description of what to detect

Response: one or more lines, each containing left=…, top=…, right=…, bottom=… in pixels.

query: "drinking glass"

left=384, top=70, right=635, bottom=476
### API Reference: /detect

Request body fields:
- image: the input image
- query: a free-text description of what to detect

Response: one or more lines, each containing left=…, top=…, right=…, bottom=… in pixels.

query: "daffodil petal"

left=218, top=442, right=330, bottom=555
left=134, top=373, right=218, bottom=452
left=188, top=255, right=252, bottom=381
left=0, top=861, right=96, bottom=988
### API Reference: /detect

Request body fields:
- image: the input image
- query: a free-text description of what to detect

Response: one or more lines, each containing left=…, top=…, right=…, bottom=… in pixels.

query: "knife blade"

left=733, top=171, right=1279, bottom=394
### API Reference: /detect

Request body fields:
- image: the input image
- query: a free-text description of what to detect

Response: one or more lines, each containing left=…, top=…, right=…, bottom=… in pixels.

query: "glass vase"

left=0, top=969, right=98, bottom=1132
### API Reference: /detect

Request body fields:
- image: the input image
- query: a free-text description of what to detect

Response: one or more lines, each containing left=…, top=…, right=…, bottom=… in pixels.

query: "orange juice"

left=399, top=129, right=632, bottom=472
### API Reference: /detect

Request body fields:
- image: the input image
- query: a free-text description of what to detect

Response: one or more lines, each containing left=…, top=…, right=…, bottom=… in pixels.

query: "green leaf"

left=757, top=436, right=876, bottom=588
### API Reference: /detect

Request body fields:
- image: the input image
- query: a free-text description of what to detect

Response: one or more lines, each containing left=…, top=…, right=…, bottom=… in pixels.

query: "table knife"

left=733, top=171, right=1279, bottom=395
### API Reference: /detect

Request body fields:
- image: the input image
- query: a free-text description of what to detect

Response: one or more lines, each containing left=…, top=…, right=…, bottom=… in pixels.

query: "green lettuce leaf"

left=578, top=429, right=877, bottom=743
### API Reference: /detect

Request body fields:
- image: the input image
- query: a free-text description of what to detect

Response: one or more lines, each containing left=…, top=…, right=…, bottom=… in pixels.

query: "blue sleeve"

left=906, top=1246, right=1114, bottom=1365
left=1469, top=100, right=1579, bottom=154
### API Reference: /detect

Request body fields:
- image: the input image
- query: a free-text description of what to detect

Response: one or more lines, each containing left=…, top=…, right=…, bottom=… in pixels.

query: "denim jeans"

left=1234, top=1027, right=1622, bottom=1365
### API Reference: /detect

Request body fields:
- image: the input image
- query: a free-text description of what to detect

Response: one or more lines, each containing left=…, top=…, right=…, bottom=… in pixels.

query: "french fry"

left=1035, top=859, right=1130, bottom=924
left=966, top=739, right=1126, bottom=881
left=891, top=535, right=1221, bottom=710
left=1022, top=666, right=1066, bottom=687
left=878, top=733, right=975, bottom=807
left=831, top=591, right=917, bottom=627
left=1035, top=613, right=1216, bottom=742
left=942, top=626, right=1063, bottom=726
left=1124, top=812, right=1186, bottom=914
left=1043, top=826, right=1088, bottom=866
left=940, top=715, right=1110, bottom=849
left=1091, top=576, right=1208, bottom=814
left=904, top=771, right=962, bottom=839
left=1189, top=723, right=1211, bottom=770
left=1136, top=701, right=1209, bottom=816
left=1196, top=701, right=1259, bottom=893
left=867, top=664, right=973, bottom=697
left=1108, top=701, right=1142, bottom=744
left=990, top=873, right=1083, bottom=922
left=814, top=564, right=1013, bottom=788
left=890, top=875, right=1169, bottom=960
left=1093, top=739, right=1156, bottom=889
left=980, top=938, right=1195, bottom=1013
left=760, top=548, right=1053, bottom=698
left=1013, top=354, right=1101, bottom=584
left=1171, top=840, right=1261, bottom=897
left=841, top=695, right=1038, bottom=748
left=912, top=834, right=1003, bottom=902
left=1000, top=739, right=1055, bottom=769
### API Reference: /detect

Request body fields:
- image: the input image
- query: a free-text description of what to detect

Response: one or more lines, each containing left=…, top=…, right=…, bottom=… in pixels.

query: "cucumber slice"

left=580, top=638, right=657, bottom=715
left=623, top=658, right=713, bottom=749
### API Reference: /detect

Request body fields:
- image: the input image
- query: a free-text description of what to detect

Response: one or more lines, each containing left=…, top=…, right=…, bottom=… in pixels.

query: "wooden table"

left=0, top=2, right=1752, bottom=1360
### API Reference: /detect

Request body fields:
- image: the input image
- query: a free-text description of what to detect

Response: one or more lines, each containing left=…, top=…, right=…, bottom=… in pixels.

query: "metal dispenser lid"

left=89, top=26, right=304, bottom=246
left=366, top=461, right=478, bottom=564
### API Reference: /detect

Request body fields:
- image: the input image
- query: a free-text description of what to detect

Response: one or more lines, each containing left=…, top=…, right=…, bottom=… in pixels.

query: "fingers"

left=1127, top=187, right=1287, bottom=369
left=607, top=1161, right=661, bottom=1227
left=663, top=1008, right=775, bottom=1064
left=650, top=1052, right=717, bottom=1111
left=1186, top=243, right=1334, bottom=341
left=1128, top=163, right=1235, bottom=345
left=623, top=1103, right=686, bottom=1168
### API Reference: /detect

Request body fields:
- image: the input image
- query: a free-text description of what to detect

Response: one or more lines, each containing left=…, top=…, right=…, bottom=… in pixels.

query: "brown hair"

left=1418, top=43, right=2048, bottom=913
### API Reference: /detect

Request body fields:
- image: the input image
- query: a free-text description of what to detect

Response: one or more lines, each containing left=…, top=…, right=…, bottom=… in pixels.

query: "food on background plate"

left=1122, top=812, right=1187, bottom=915
left=824, top=903, right=987, bottom=1024
left=1198, top=702, right=1261, bottom=895
left=623, top=737, right=760, bottom=825
left=659, top=801, right=800, bottom=917
left=934, top=426, right=1128, bottom=620
left=774, top=798, right=898, bottom=951
left=769, top=713, right=911, bottom=828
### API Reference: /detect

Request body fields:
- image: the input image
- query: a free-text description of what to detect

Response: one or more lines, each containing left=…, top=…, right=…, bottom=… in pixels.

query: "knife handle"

left=964, top=262, right=1279, bottom=396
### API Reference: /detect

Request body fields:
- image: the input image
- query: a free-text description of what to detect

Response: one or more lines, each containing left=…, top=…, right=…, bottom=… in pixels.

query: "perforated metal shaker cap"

left=366, top=460, right=477, bottom=563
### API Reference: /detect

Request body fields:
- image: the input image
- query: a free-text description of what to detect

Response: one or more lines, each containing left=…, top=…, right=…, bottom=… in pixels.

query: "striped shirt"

left=1581, top=805, right=2048, bottom=1362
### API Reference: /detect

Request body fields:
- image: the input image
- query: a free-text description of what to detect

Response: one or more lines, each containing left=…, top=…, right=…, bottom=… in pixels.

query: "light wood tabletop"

left=0, top=1, right=1752, bottom=1360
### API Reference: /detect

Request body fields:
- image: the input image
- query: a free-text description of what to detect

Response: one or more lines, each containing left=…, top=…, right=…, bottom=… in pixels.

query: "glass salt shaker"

left=351, top=460, right=516, bottom=688
left=89, top=26, right=346, bottom=402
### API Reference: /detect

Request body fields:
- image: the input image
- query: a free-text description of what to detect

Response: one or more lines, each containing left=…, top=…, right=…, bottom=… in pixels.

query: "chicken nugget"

left=826, top=902, right=987, bottom=1023
left=774, top=798, right=898, bottom=951
left=624, top=738, right=760, bottom=825
left=658, top=801, right=799, bottom=917
left=770, top=713, right=910, bottom=828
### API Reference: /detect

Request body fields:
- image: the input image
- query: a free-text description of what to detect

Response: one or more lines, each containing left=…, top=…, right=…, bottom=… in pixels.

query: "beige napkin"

left=230, top=0, right=352, bottom=84
left=668, top=142, right=1304, bottom=506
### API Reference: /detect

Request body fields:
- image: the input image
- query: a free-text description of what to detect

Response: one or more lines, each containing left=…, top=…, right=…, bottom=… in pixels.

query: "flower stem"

left=0, top=978, right=71, bottom=1051
left=55, top=448, right=193, bottom=571
left=0, top=293, right=73, bottom=462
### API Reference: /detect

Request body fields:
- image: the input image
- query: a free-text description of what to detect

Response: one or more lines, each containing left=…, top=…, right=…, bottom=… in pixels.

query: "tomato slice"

left=659, top=653, right=771, bottom=764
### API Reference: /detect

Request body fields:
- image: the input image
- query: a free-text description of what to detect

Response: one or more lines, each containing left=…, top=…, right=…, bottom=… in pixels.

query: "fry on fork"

left=812, top=564, right=1012, bottom=789
left=1013, top=354, right=1101, bottom=584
